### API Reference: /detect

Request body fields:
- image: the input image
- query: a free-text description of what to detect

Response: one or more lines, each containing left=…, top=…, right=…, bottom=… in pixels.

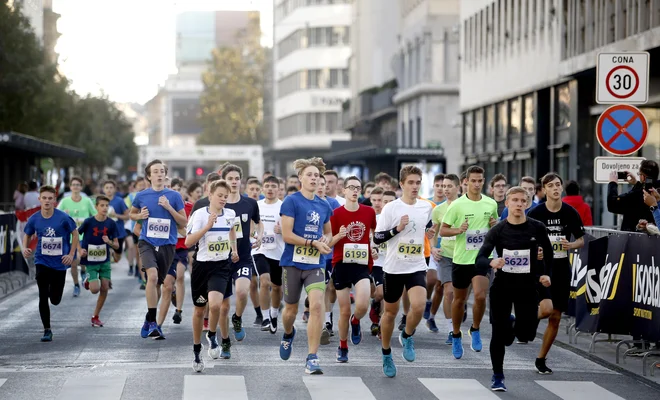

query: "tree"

left=197, top=14, right=266, bottom=145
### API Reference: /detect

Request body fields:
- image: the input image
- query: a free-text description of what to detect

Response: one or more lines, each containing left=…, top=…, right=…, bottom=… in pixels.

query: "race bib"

left=343, top=243, right=369, bottom=265
left=87, top=244, right=107, bottom=262
left=41, top=237, right=63, bottom=256
left=502, top=249, right=531, bottom=273
left=378, top=242, right=387, bottom=256
left=465, top=229, right=487, bottom=251
left=262, top=234, right=276, bottom=250
left=207, top=237, right=230, bottom=259
left=550, top=235, right=567, bottom=259
left=293, top=245, right=320, bottom=264
left=146, top=217, right=170, bottom=239
left=396, top=239, right=423, bottom=260
left=234, top=221, right=243, bottom=239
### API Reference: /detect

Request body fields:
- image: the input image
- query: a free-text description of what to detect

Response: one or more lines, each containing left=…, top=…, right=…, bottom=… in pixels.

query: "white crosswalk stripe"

left=183, top=376, right=248, bottom=400
left=536, top=381, right=626, bottom=400
left=55, top=375, right=127, bottom=400
left=303, top=376, right=377, bottom=400
left=419, top=378, right=500, bottom=399
left=0, top=379, right=6, bottom=388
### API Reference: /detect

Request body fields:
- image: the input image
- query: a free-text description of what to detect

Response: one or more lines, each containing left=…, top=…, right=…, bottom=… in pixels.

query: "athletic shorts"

left=550, top=263, right=571, bottom=312
left=332, top=262, right=371, bottom=291
left=430, top=256, right=453, bottom=284
left=231, top=258, right=254, bottom=282
left=87, top=261, right=112, bottom=282
left=253, top=254, right=280, bottom=278
left=191, top=259, right=233, bottom=306
left=131, top=233, right=139, bottom=244
left=114, top=238, right=125, bottom=256
left=451, top=263, right=488, bottom=290
left=324, top=258, right=333, bottom=284
left=371, top=265, right=384, bottom=287
left=137, top=241, right=175, bottom=285
left=167, top=248, right=189, bottom=278
left=282, top=266, right=325, bottom=304
left=490, top=277, right=540, bottom=344
left=383, top=270, right=426, bottom=304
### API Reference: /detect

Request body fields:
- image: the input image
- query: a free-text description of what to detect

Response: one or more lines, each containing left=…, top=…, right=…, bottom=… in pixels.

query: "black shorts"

left=131, top=232, right=139, bottom=244
left=550, top=263, right=571, bottom=312
left=167, top=248, right=190, bottom=278
left=191, top=259, right=232, bottom=306
left=383, top=270, right=426, bottom=304
left=325, top=258, right=333, bottom=284
left=451, top=263, right=488, bottom=290
left=114, top=237, right=125, bottom=255
left=371, top=265, right=384, bottom=287
left=332, top=263, right=371, bottom=291
left=231, top=258, right=254, bottom=282
left=537, top=282, right=552, bottom=302
left=137, top=241, right=175, bottom=285
left=253, top=254, right=279, bottom=277
left=425, top=256, right=430, bottom=266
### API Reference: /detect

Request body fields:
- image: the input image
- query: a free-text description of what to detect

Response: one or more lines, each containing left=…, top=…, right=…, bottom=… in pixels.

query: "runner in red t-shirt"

left=329, top=176, right=377, bottom=363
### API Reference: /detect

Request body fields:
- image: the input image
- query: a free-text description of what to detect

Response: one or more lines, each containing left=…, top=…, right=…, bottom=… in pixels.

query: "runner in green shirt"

left=440, top=166, right=498, bottom=360
left=57, top=177, right=97, bottom=297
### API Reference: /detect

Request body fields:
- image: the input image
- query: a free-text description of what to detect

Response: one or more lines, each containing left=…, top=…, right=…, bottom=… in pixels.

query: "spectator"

left=24, top=181, right=40, bottom=210
left=14, top=182, right=27, bottom=211
left=607, top=160, right=660, bottom=232
left=563, top=180, right=593, bottom=226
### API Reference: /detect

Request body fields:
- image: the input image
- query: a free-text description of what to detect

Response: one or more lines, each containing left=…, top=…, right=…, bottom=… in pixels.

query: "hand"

left=22, top=248, right=32, bottom=258
left=490, top=258, right=505, bottom=270
left=459, top=218, right=469, bottom=233
left=644, top=190, right=658, bottom=207
left=62, top=254, right=73, bottom=266
left=252, top=236, right=262, bottom=250
left=609, top=171, right=618, bottom=183
left=627, top=171, right=638, bottom=185
left=637, top=219, right=649, bottom=231
left=431, top=247, right=442, bottom=261
left=274, top=221, right=282, bottom=234
left=539, top=275, right=551, bottom=287
left=560, top=238, right=571, bottom=250
left=489, top=217, right=497, bottom=228
left=396, top=215, right=409, bottom=232
left=206, top=212, right=217, bottom=229
left=158, top=195, right=171, bottom=209
left=313, top=240, right=332, bottom=255
left=231, top=252, right=239, bottom=263
left=102, top=235, right=110, bottom=244
left=337, top=225, right=347, bottom=239
left=318, top=235, right=331, bottom=245
left=80, top=248, right=88, bottom=258
left=652, top=187, right=660, bottom=201
left=537, top=247, right=543, bottom=260
left=371, top=248, right=378, bottom=261
left=425, top=224, right=437, bottom=239
left=138, top=207, right=149, bottom=219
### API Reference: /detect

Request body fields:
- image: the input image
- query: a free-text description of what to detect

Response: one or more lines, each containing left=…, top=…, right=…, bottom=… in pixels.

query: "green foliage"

left=0, top=2, right=137, bottom=174
left=198, top=14, right=266, bottom=145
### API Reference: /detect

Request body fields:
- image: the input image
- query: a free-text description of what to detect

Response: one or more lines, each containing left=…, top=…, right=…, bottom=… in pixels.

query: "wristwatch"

left=651, top=205, right=658, bottom=212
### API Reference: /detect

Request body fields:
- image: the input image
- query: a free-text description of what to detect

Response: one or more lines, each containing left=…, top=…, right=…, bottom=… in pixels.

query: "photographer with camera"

left=607, top=160, right=660, bottom=232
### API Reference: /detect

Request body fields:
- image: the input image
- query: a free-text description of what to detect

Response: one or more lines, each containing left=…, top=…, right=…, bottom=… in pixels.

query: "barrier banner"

left=575, top=236, right=609, bottom=333
left=0, top=213, right=28, bottom=275
left=627, top=235, right=660, bottom=341
left=593, top=234, right=632, bottom=336
left=568, top=233, right=596, bottom=317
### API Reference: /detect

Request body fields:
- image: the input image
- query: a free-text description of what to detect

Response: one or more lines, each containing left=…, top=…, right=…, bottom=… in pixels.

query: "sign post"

left=596, top=52, right=649, bottom=104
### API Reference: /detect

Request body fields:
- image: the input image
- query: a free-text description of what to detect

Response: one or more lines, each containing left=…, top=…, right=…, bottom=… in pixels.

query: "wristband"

left=651, top=205, right=658, bottom=212
left=310, top=239, right=315, bottom=247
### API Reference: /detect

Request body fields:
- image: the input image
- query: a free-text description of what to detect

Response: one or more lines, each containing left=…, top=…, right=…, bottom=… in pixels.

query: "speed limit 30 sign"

left=597, top=52, right=649, bottom=104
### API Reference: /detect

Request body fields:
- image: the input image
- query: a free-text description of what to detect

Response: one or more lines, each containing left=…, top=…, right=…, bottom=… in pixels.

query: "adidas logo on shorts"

left=196, top=296, right=207, bottom=304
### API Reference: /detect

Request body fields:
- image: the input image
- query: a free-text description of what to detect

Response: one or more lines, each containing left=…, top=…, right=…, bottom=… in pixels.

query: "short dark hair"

left=434, top=173, right=446, bottom=183
left=144, top=159, right=168, bottom=182
left=565, top=180, right=580, bottom=196
left=343, top=175, right=361, bottom=187
left=39, top=185, right=56, bottom=195
left=370, top=186, right=385, bottom=196
left=247, top=178, right=261, bottom=186
left=459, top=171, right=467, bottom=182
left=640, top=160, right=659, bottom=181
left=288, top=174, right=299, bottom=180
left=383, top=190, right=396, bottom=197
left=221, top=164, right=243, bottom=179
left=541, top=172, right=563, bottom=187
left=400, top=165, right=423, bottom=183
left=286, top=185, right=298, bottom=193
left=374, top=172, right=393, bottom=184
left=103, top=179, right=117, bottom=188
left=444, top=174, right=460, bottom=187
left=95, top=195, right=110, bottom=205
left=264, top=176, right=280, bottom=185
left=70, top=176, right=84, bottom=186
left=520, top=176, right=536, bottom=185
left=489, top=173, right=506, bottom=187
left=187, top=181, right=202, bottom=195
left=171, top=178, right=183, bottom=188
left=206, top=172, right=221, bottom=183
left=466, top=165, right=484, bottom=178
left=324, top=170, right=339, bottom=179
left=28, top=181, right=38, bottom=191
left=209, top=179, right=231, bottom=194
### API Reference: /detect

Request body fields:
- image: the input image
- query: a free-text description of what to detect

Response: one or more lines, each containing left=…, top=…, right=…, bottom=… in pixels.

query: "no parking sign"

left=596, top=105, right=648, bottom=156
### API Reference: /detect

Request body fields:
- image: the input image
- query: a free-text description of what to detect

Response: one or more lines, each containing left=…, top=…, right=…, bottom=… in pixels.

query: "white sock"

left=270, top=307, right=278, bottom=319
left=325, top=311, right=332, bottom=324
left=430, top=313, right=436, bottom=320
left=446, top=318, right=453, bottom=333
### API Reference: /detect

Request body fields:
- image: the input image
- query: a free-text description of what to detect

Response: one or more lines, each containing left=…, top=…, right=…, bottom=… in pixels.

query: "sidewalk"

left=0, top=271, right=32, bottom=299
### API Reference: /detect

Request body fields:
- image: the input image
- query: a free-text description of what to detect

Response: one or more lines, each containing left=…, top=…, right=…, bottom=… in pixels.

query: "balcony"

left=371, top=87, right=396, bottom=117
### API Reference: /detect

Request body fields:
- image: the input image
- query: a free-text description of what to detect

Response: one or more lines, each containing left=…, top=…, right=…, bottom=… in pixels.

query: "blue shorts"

left=167, top=248, right=189, bottom=278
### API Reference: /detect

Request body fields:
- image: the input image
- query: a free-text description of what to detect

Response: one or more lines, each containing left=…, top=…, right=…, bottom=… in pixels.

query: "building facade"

left=459, top=0, right=660, bottom=225
left=266, top=0, right=353, bottom=176
left=8, top=0, right=44, bottom=42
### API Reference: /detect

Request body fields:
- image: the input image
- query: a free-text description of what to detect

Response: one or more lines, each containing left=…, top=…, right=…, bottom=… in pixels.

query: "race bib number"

left=550, top=235, right=567, bottom=259
left=234, top=221, right=243, bottom=239
left=146, top=218, right=170, bottom=239
left=396, top=239, right=423, bottom=260
left=293, top=245, right=320, bottom=264
left=343, top=243, right=369, bottom=265
left=465, top=229, right=487, bottom=251
left=502, top=249, right=531, bottom=274
left=207, top=238, right=230, bottom=259
left=41, top=237, right=63, bottom=256
left=262, top=234, right=276, bottom=250
left=87, top=244, right=107, bottom=262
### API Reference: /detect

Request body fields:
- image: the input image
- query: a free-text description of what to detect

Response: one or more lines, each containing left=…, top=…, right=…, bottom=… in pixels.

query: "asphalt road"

left=0, top=259, right=657, bottom=400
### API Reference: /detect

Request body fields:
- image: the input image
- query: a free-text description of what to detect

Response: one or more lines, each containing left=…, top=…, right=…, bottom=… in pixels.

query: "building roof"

left=0, top=131, right=85, bottom=158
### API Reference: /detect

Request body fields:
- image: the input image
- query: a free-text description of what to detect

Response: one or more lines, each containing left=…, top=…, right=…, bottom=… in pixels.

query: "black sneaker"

left=535, top=358, right=553, bottom=374
left=253, top=314, right=263, bottom=327
left=261, top=318, right=270, bottom=331
left=171, top=290, right=177, bottom=308
left=173, top=310, right=182, bottom=324
left=370, top=323, right=379, bottom=336
left=326, top=321, right=334, bottom=336
left=269, top=316, right=278, bottom=334
left=398, top=315, right=407, bottom=331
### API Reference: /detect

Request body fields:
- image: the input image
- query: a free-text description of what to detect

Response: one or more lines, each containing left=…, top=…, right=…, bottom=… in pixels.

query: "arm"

left=281, top=215, right=309, bottom=246
left=117, top=203, right=130, bottom=221
left=169, top=207, right=188, bottom=228
left=129, top=206, right=144, bottom=221
left=440, top=222, right=466, bottom=238
left=69, top=229, right=80, bottom=258
left=475, top=228, right=498, bottom=272
left=607, top=182, right=640, bottom=215
left=373, top=227, right=400, bottom=245
left=229, top=226, right=238, bottom=254
left=184, top=214, right=210, bottom=248
left=538, top=226, right=554, bottom=279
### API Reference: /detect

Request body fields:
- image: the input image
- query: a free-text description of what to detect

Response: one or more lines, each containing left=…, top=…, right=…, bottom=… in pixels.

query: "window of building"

left=556, top=84, right=571, bottom=128
left=463, top=111, right=473, bottom=153
left=510, top=98, right=521, bottom=135
left=486, top=105, right=496, bottom=142
left=416, top=117, right=422, bottom=147
left=523, top=95, right=534, bottom=134
left=463, top=20, right=469, bottom=65
left=539, top=0, right=545, bottom=30
left=279, top=112, right=341, bottom=138
left=530, top=0, right=536, bottom=35
left=516, top=0, right=522, bottom=41
left=401, top=122, right=406, bottom=147
left=475, top=108, right=484, bottom=145
left=277, top=68, right=349, bottom=97
left=277, top=25, right=350, bottom=59
left=409, top=120, right=414, bottom=148
left=497, top=102, right=508, bottom=139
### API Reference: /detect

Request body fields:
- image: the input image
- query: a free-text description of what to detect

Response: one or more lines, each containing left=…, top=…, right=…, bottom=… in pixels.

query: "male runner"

left=368, top=186, right=386, bottom=336
left=374, top=165, right=433, bottom=377
left=279, top=157, right=333, bottom=375
left=528, top=172, right=585, bottom=374
left=329, top=176, right=377, bottom=362
left=125, top=177, right=146, bottom=279
left=23, top=186, right=79, bottom=341
left=57, top=176, right=96, bottom=296
left=441, top=165, right=498, bottom=359
left=186, top=180, right=239, bottom=370
left=102, top=180, right=129, bottom=263
left=78, top=195, right=119, bottom=327
left=324, top=170, right=346, bottom=206
left=130, top=160, right=187, bottom=339
left=476, top=186, right=553, bottom=391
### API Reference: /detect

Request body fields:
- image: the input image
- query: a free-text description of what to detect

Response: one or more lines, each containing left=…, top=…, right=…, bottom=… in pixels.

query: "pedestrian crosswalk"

left=0, top=374, right=633, bottom=400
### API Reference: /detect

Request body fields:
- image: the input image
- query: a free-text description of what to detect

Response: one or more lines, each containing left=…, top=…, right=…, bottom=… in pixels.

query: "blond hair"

left=209, top=179, right=231, bottom=195
left=505, top=186, right=529, bottom=201
left=293, top=157, right=326, bottom=176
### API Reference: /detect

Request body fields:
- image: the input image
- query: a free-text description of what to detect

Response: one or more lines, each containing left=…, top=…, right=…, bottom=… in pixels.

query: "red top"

left=562, top=195, right=593, bottom=227
left=331, top=204, right=377, bottom=268
left=176, top=202, right=194, bottom=250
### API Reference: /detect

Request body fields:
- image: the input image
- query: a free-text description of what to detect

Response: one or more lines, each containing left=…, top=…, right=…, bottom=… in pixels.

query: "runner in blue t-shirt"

left=102, top=180, right=128, bottom=263
left=78, top=195, right=119, bottom=328
left=23, top=186, right=78, bottom=342
left=130, top=160, right=187, bottom=339
left=278, top=157, right=333, bottom=375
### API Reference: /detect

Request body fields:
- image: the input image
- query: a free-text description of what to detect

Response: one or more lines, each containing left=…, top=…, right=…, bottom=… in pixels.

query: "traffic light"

left=196, top=167, right=204, bottom=176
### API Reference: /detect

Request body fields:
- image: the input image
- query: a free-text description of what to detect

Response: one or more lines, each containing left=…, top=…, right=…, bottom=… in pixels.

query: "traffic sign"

left=593, top=156, right=645, bottom=183
left=596, top=104, right=648, bottom=156
left=596, top=52, right=649, bottom=104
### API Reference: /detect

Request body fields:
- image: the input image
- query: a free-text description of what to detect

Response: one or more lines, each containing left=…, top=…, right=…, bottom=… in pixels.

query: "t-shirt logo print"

left=44, top=227, right=56, bottom=237
left=346, top=221, right=366, bottom=241
left=307, top=211, right=320, bottom=225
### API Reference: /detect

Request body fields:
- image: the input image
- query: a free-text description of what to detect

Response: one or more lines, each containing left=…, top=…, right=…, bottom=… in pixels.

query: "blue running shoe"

left=336, top=347, right=348, bottom=363
left=40, top=329, right=53, bottom=342
left=469, top=328, right=482, bottom=352
left=491, top=374, right=507, bottom=392
left=140, top=320, right=150, bottom=338
left=426, top=318, right=439, bottom=333
left=147, top=321, right=159, bottom=338
left=220, top=340, right=231, bottom=359
left=445, top=331, right=453, bottom=345
left=382, top=354, right=397, bottom=377
left=207, top=334, right=220, bottom=359
left=154, top=325, right=166, bottom=340
left=305, top=353, right=323, bottom=375
left=232, top=313, right=246, bottom=341
left=452, top=332, right=464, bottom=359
left=398, top=332, right=416, bottom=362
left=350, top=315, right=362, bottom=345
left=73, top=285, right=80, bottom=297
left=423, top=301, right=431, bottom=320
left=280, top=327, right=296, bottom=360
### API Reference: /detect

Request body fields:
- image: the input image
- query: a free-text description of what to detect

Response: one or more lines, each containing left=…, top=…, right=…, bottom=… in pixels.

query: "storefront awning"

left=0, top=131, right=85, bottom=159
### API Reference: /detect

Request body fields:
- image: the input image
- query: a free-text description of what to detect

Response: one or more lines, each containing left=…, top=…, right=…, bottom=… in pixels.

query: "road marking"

left=303, top=376, right=376, bottom=400
left=0, top=378, right=6, bottom=388
left=184, top=375, right=247, bottom=400
left=536, top=381, right=625, bottom=400
left=419, top=378, right=499, bottom=399
left=56, top=375, right=126, bottom=400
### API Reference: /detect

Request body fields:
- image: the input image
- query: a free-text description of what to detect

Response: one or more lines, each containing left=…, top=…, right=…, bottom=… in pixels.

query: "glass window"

left=557, top=84, right=571, bottom=128
left=523, top=95, right=534, bottom=134
left=510, top=98, right=520, bottom=135
left=464, top=111, right=473, bottom=145
left=342, top=69, right=349, bottom=87
left=497, top=102, right=508, bottom=138
left=475, top=109, right=484, bottom=143
left=330, top=69, right=338, bottom=88
left=486, top=106, right=495, bottom=141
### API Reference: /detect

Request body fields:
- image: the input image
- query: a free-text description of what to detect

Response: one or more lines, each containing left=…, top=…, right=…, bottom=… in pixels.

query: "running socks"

left=147, top=308, right=157, bottom=322
left=255, top=306, right=262, bottom=318
left=270, top=307, right=278, bottom=318
left=382, top=347, right=392, bottom=355
left=193, top=343, right=202, bottom=352
left=340, top=339, right=348, bottom=349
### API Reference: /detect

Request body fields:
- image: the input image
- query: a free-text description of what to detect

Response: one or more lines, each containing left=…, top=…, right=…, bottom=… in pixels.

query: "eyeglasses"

left=494, top=184, right=507, bottom=189
left=346, top=185, right=362, bottom=192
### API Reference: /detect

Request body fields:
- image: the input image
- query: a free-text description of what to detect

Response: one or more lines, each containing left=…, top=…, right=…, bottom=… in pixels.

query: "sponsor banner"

left=0, top=213, right=28, bottom=275
left=628, top=235, right=660, bottom=342
left=575, top=235, right=609, bottom=333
